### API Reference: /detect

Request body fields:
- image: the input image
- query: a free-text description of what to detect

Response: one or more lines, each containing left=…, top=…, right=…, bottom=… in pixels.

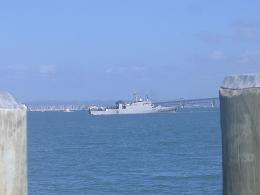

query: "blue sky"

left=0, top=0, right=260, bottom=101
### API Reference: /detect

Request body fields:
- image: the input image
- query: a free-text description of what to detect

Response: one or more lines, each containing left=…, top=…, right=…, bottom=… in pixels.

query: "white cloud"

left=195, top=21, right=260, bottom=44
left=105, top=65, right=146, bottom=74
left=7, top=64, right=32, bottom=72
left=6, top=64, right=57, bottom=77
left=209, top=50, right=225, bottom=60
left=232, top=21, right=260, bottom=41
left=39, top=65, right=57, bottom=75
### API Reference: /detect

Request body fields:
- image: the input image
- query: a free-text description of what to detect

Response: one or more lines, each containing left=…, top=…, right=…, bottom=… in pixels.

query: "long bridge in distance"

left=154, top=97, right=219, bottom=109
left=27, top=97, right=220, bottom=112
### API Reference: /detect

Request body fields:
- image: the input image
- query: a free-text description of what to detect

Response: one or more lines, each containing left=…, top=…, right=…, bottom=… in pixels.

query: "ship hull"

left=89, top=106, right=176, bottom=116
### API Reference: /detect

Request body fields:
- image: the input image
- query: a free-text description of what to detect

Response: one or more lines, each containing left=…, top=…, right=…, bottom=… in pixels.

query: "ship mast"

left=133, top=93, right=138, bottom=102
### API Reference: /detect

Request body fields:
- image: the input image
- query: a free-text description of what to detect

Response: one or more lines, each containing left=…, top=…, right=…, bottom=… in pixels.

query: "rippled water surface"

left=28, top=109, right=222, bottom=194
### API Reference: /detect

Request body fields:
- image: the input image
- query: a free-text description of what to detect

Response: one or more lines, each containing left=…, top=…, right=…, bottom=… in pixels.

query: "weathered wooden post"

left=220, top=74, right=260, bottom=195
left=0, top=92, right=27, bottom=195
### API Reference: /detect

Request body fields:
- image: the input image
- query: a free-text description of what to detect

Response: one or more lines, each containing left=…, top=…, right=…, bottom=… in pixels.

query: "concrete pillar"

left=0, top=92, right=27, bottom=195
left=220, top=74, right=260, bottom=195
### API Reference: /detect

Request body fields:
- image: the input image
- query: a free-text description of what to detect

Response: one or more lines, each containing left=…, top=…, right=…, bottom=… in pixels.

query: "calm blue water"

left=28, top=109, right=222, bottom=194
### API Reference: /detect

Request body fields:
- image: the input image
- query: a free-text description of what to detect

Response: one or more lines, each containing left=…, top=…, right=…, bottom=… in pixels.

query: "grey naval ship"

left=89, top=95, right=177, bottom=115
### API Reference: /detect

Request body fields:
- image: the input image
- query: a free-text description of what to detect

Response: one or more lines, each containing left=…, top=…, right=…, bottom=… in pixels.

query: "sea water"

left=28, top=109, right=222, bottom=194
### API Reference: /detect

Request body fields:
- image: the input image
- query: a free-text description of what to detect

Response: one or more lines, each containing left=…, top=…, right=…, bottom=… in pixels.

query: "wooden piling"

left=0, top=92, right=27, bottom=195
left=220, top=74, right=260, bottom=195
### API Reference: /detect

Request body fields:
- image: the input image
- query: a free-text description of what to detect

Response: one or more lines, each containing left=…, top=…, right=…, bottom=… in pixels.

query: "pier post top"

left=0, top=92, right=25, bottom=109
left=221, top=74, right=260, bottom=90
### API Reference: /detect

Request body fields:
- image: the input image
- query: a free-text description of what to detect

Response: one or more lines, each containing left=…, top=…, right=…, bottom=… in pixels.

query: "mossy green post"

left=220, top=74, right=260, bottom=195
